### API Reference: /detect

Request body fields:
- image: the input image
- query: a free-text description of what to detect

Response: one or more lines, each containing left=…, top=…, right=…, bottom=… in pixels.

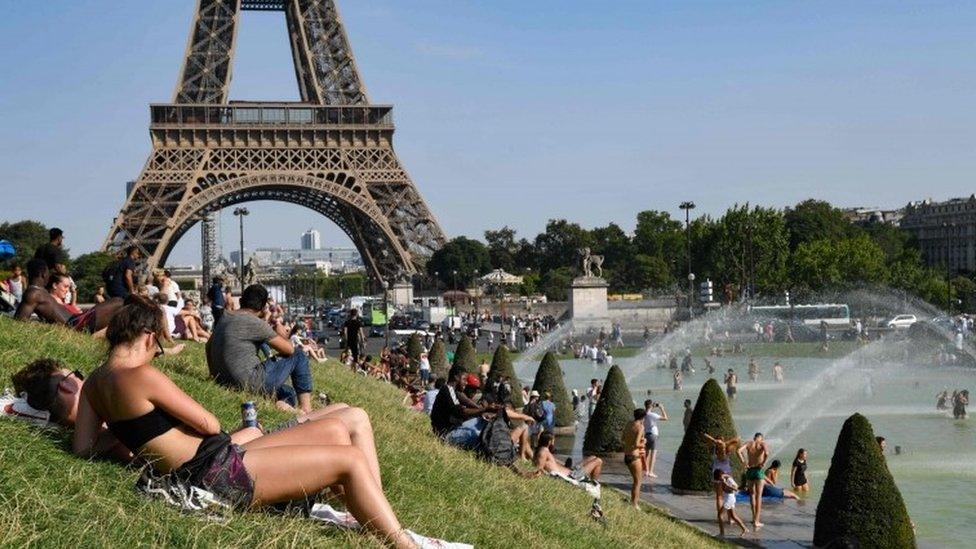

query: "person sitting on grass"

left=430, top=370, right=490, bottom=450
left=15, top=259, right=124, bottom=335
left=11, top=357, right=388, bottom=490
left=63, top=298, right=417, bottom=547
left=47, top=272, right=82, bottom=315
left=206, top=284, right=314, bottom=414
left=289, top=324, right=327, bottom=363
left=532, top=432, right=602, bottom=482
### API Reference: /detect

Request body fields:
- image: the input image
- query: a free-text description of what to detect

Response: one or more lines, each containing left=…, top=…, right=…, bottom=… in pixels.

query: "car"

left=369, top=326, right=386, bottom=338
left=885, top=314, right=918, bottom=329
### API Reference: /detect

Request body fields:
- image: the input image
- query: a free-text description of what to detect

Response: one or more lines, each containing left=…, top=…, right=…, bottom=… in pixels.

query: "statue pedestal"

left=390, top=281, right=414, bottom=307
left=570, top=276, right=609, bottom=332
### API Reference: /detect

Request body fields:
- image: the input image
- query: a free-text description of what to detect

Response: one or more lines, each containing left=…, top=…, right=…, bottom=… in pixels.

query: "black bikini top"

left=107, top=407, right=182, bottom=452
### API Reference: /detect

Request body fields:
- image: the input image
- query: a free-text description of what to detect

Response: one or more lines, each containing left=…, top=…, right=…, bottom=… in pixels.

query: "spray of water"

left=513, top=321, right=575, bottom=381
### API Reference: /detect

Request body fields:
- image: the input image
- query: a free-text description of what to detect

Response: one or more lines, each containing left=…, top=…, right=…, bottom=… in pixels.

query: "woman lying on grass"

left=70, top=296, right=416, bottom=548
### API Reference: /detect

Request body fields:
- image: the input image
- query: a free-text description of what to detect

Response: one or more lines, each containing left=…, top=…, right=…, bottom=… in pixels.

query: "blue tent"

left=0, top=240, right=15, bottom=261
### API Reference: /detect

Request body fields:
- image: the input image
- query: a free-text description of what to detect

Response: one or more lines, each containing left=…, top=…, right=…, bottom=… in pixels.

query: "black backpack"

left=526, top=400, right=545, bottom=422
left=478, top=409, right=517, bottom=467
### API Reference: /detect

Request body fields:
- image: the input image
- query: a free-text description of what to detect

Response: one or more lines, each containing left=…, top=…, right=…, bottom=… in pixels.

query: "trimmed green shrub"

left=406, top=333, right=424, bottom=373
left=429, top=339, right=449, bottom=379
left=449, top=335, right=477, bottom=378
left=814, top=413, right=915, bottom=548
left=671, top=379, right=742, bottom=491
left=487, top=345, right=524, bottom=408
left=531, top=351, right=574, bottom=427
left=582, top=365, right=634, bottom=455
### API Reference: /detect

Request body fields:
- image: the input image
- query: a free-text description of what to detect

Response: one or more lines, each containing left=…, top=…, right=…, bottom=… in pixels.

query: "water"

left=512, top=322, right=574, bottom=379
left=539, top=352, right=975, bottom=548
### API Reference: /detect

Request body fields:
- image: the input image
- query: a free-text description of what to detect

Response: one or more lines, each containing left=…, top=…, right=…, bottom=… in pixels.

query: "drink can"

left=241, top=401, right=258, bottom=428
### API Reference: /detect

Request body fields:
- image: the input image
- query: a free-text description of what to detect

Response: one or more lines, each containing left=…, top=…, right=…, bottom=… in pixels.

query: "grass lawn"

left=0, top=318, right=722, bottom=548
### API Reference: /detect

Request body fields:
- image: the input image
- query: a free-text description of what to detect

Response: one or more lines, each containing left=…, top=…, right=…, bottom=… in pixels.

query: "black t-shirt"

left=108, top=257, right=137, bottom=298
left=34, top=243, right=65, bottom=270
left=344, top=316, right=363, bottom=342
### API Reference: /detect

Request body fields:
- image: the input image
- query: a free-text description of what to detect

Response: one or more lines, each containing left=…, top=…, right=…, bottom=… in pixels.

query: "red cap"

left=465, top=373, right=481, bottom=388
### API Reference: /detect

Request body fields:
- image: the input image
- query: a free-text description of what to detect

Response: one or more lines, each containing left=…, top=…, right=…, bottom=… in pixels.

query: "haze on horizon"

left=1, top=1, right=974, bottom=264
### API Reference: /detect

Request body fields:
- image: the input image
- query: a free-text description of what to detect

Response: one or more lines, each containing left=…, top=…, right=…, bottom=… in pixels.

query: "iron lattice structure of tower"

left=103, top=0, right=446, bottom=284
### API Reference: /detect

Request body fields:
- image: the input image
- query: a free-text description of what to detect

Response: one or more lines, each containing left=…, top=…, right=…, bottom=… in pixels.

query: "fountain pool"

left=521, top=352, right=976, bottom=548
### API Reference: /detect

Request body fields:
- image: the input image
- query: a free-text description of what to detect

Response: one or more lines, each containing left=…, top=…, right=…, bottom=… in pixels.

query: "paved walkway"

left=558, top=446, right=817, bottom=548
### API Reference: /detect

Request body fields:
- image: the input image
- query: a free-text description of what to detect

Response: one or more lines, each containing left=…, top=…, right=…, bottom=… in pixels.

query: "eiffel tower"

left=103, top=0, right=446, bottom=286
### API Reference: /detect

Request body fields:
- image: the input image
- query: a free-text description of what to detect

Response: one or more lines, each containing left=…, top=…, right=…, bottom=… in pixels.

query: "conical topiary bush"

left=814, top=413, right=915, bottom=548
left=406, top=333, right=424, bottom=373
left=449, top=335, right=477, bottom=378
left=531, top=351, right=574, bottom=428
left=429, top=339, right=449, bottom=379
left=582, top=365, right=634, bottom=456
left=671, top=379, right=742, bottom=492
left=487, top=345, right=524, bottom=408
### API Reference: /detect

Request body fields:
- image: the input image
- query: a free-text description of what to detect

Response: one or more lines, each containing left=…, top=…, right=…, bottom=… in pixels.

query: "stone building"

left=900, top=196, right=976, bottom=274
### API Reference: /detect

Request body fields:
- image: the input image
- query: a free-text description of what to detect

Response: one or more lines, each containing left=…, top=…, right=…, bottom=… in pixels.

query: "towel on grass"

left=548, top=471, right=602, bottom=499
left=0, top=389, right=51, bottom=427
left=137, top=468, right=472, bottom=547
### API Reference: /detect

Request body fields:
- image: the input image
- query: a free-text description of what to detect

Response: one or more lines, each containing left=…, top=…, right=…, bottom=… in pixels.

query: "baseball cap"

left=465, top=373, right=481, bottom=388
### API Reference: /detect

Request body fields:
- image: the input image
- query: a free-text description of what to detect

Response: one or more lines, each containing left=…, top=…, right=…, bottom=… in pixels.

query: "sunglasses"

left=145, top=330, right=166, bottom=358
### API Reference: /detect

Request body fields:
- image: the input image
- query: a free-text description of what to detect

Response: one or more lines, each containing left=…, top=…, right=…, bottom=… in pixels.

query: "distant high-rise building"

left=301, top=228, right=321, bottom=250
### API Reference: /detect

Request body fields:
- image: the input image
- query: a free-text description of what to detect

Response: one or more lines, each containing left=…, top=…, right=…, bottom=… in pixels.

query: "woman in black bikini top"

left=74, top=296, right=418, bottom=549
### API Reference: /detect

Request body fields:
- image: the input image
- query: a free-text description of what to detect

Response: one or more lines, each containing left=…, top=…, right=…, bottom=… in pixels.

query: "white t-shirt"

left=643, top=411, right=662, bottom=436
left=160, top=305, right=180, bottom=336
left=290, top=334, right=304, bottom=349
left=419, top=357, right=431, bottom=372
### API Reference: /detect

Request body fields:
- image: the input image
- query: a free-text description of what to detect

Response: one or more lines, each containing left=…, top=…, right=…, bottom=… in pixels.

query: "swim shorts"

left=67, top=308, right=97, bottom=333
left=745, top=466, right=764, bottom=481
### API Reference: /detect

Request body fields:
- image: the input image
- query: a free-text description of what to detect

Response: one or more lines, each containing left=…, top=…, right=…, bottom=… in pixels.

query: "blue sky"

left=2, top=1, right=974, bottom=264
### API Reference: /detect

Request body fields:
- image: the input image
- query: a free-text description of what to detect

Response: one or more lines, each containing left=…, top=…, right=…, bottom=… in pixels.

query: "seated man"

left=532, top=432, right=603, bottom=482
left=206, top=284, right=313, bottom=414
left=10, top=358, right=384, bottom=487
left=430, top=370, right=488, bottom=450
left=15, top=259, right=123, bottom=334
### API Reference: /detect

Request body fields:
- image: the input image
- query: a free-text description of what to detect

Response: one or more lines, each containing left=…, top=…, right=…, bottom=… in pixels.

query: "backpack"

left=526, top=400, right=545, bottom=422
left=478, top=409, right=517, bottom=467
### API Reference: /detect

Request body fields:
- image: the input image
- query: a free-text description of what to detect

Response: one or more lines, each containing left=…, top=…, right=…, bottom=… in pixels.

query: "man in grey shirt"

left=206, top=284, right=313, bottom=414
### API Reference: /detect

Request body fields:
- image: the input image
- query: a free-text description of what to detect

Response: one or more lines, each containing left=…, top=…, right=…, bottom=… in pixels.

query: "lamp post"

left=943, top=222, right=954, bottom=314
left=232, top=206, right=250, bottom=291
left=381, top=279, right=390, bottom=348
left=687, top=272, right=696, bottom=319
left=452, top=269, right=458, bottom=292
left=679, top=201, right=696, bottom=315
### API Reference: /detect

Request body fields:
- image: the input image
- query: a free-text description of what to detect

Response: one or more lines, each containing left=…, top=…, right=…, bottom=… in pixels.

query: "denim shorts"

left=445, top=417, right=485, bottom=450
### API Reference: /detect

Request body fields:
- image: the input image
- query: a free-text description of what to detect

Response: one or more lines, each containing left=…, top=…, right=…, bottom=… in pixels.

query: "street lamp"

left=679, top=201, right=696, bottom=314
left=687, top=272, right=696, bottom=318
left=232, top=206, right=250, bottom=291
left=381, top=279, right=390, bottom=348
left=452, top=269, right=458, bottom=292
left=943, top=222, right=955, bottom=314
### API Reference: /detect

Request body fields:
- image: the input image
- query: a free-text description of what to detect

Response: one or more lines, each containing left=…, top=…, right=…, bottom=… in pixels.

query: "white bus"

left=748, top=303, right=851, bottom=327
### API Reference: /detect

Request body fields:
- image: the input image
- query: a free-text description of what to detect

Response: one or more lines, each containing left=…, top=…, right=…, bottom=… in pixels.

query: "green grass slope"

left=0, top=318, right=721, bottom=548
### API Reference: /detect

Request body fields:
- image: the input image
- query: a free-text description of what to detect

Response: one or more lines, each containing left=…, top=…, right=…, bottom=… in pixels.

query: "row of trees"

left=427, top=199, right=961, bottom=308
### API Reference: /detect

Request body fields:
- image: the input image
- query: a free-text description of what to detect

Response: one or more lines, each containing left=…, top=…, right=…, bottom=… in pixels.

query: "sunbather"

left=70, top=296, right=414, bottom=546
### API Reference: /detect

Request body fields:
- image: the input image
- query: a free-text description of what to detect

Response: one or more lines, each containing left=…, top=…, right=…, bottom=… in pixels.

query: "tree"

left=0, top=220, right=58, bottom=269
left=71, top=251, right=116, bottom=302
left=712, top=204, right=789, bottom=296
left=429, top=339, right=449, bottom=379
left=784, top=199, right=860, bottom=251
left=533, top=219, right=593, bottom=275
left=449, top=335, right=477, bottom=378
left=538, top=267, right=574, bottom=302
left=814, top=414, right=915, bottom=548
left=487, top=345, right=524, bottom=408
left=582, top=365, right=634, bottom=455
left=671, top=379, right=742, bottom=492
left=633, top=210, right=684, bottom=263
left=951, top=275, right=976, bottom=313
left=426, top=237, right=492, bottom=289
left=530, top=352, right=574, bottom=427
left=406, top=333, right=424, bottom=373
left=590, top=223, right=634, bottom=272
left=484, top=226, right=518, bottom=272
